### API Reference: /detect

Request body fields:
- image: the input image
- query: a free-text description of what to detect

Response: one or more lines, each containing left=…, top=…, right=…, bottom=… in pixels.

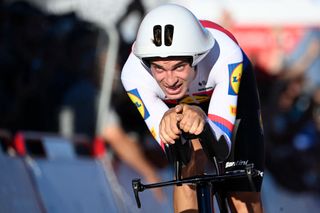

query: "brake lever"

left=132, top=178, right=144, bottom=208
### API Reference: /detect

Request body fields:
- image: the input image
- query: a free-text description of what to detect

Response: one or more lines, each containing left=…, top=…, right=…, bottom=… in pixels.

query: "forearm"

left=282, top=38, right=320, bottom=80
left=102, top=126, right=158, bottom=179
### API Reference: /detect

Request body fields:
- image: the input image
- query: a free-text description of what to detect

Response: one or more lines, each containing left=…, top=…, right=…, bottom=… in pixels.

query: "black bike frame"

left=196, top=181, right=214, bottom=212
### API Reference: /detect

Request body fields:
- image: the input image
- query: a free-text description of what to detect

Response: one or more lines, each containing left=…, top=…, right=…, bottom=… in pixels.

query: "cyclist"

left=121, top=4, right=264, bottom=213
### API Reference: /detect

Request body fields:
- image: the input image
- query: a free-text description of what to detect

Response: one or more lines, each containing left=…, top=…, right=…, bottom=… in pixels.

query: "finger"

left=166, top=127, right=180, bottom=141
left=176, top=113, right=183, bottom=122
left=166, top=114, right=181, bottom=135
left=178, top=111, right=191, bottom=131
left=159, top=121, right=169, bottom=144
left=159, top=128, right=175, bottom=145
left=175, top=104, right=183, bottom=114
left=191, top=119, right=205, bottom=135
left=178, top=118, right=187, bottom=131
left=160, top=120, right=178, bottom=144
left=170, top=124, right=181, bottom=137
left=189, top=119, right=200, bottom=134
left=180, top=120, right=193, bottom=133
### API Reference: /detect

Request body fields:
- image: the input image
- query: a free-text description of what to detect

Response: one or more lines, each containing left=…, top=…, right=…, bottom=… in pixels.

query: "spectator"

left=273, top=27, right=320, bottom=95
left=265, top=74, right=320, bottom=193
left=0, top=1, right=165, bottom=202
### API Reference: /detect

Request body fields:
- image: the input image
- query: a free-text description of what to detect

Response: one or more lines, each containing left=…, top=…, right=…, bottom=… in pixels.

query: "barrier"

left=12, top=131, right=106, bottom=159
left=0, top=130, right=44, bottom=213
left=1, top=130, right=167, bottom=212
left=10, top=131, right=122, bottom=213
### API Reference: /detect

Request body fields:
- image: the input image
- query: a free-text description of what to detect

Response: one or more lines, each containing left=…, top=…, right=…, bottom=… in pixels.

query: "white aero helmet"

left=133, top=4, right=215, bottom=67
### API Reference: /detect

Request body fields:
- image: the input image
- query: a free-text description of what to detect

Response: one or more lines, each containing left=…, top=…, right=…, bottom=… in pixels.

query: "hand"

left=159, top=104, right=206, bottom=145
left=159, top=107, right=182, bottom=145
left=176, top=104, right=206, bottom=135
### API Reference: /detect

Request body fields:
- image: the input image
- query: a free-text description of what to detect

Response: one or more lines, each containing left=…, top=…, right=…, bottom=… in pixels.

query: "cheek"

left=182, top=69, right=195, bottom=82
left=151, top=72, right=164, bottom=83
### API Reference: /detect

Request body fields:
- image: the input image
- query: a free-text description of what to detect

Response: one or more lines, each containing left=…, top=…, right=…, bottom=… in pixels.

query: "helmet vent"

left=152, top=24, right=174, bottom=47
left=153, top=25, right=162, bottom=46
left=164, top=25, right=174, bottom=46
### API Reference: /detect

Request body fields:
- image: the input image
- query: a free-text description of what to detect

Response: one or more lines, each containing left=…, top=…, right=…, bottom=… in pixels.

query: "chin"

left=162, top=86, right=187, bottom=99
left=165, top=93, right=185, bottom=100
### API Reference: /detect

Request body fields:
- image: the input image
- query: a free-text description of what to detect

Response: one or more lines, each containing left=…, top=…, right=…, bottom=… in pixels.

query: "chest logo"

left=180, top=95, right=210, bottom=104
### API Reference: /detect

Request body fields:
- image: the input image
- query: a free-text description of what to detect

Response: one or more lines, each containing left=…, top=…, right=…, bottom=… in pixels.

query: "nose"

left=165, top=71, right=178, bottom=86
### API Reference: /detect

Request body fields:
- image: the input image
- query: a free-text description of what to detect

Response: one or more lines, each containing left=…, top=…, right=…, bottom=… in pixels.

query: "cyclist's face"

left=150, top=58, right=195, bottom=99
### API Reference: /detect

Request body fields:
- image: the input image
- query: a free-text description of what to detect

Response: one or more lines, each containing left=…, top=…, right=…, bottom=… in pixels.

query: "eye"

left=176, top=66, right=183, bottom=71
left=175, top=64, right=186, bottom=71
left=151, top=64, right=164, bottom=73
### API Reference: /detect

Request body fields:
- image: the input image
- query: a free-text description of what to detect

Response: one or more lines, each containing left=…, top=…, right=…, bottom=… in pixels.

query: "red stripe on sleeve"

left=208, top=114, right=234, bottom=132
left=200, top=20, right=238, bottom=44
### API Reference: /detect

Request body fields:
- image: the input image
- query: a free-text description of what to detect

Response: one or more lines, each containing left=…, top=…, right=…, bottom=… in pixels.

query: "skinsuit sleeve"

left=121, top=53, right=169, bottom=151
left=204, top=26, right=244, bottom=157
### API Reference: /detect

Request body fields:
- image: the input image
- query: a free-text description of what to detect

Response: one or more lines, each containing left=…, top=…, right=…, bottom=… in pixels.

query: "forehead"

left=150, top=56, right=191, bottom=66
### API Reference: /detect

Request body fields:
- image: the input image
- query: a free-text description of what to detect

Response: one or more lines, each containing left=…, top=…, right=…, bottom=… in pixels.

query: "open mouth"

left=164, top=83, right=183, bottom=95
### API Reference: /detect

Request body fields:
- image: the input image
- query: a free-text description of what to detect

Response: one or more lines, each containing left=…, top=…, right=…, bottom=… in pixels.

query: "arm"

left=281, top=34, right=320, bottom=80
left=102, top=124, right=165, bottom=202
left=121, top=53, right=170, bottom=150
left=205, top=45, right=244, bottom=159
left=102, top=125, right=160, bottom=182
left=120, top=54, right=170, bottom=201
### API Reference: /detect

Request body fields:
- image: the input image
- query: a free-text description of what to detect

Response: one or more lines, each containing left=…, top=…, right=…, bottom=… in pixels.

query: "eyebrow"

left=151, top=61, right=188, bottom=70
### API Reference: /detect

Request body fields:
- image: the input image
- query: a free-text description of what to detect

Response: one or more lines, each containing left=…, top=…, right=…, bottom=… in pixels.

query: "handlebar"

left=132, top=163, right=262, bottom=208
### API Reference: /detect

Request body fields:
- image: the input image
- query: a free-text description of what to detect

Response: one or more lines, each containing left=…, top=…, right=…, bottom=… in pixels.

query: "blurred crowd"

left=262, top=28, right=320, bottom=194
left=0, top=1, right=108, bottom=137
left=0, top=0, right=167, bottom=202
left=0, top=0, right=320, bottom=199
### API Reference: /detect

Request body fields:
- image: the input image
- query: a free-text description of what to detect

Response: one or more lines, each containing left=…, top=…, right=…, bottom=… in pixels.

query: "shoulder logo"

left=127, top=88, right=150, bottom=120
left=228, top=62, right=243, bottom=95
